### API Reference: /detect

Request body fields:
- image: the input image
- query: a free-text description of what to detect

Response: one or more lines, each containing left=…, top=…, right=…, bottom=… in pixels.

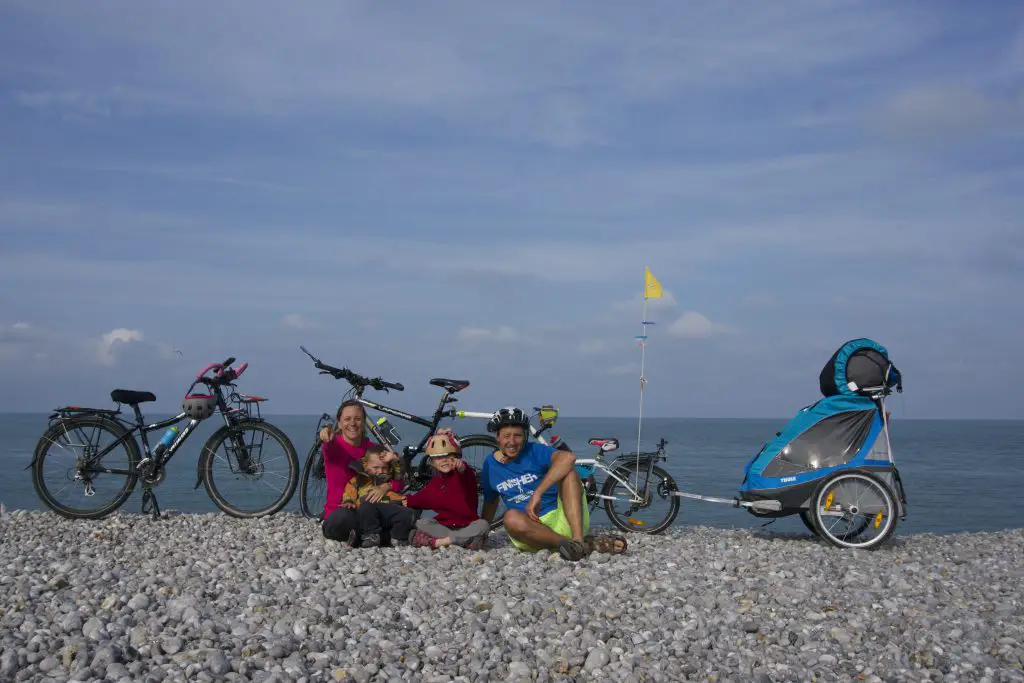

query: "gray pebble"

left=0, top=511, right=1020, bottom=683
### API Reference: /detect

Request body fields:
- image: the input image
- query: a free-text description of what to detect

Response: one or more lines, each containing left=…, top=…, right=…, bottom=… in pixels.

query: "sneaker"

left=346, top=529, right=359, bottom=548
left=410, top=529, right=439, bottom=548
left=361, top=532, right=381, bottom=548
left=463, top=533, right=487, bottom=551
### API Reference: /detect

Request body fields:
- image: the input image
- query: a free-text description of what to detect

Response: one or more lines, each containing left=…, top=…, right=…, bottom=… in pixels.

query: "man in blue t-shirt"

left=479, top=406, right=598, bottom=561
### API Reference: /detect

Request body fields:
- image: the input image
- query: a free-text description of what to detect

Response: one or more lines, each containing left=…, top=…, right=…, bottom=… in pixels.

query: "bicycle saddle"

left=429, top=378, right=470, bottom=393
left=588, top=438, right=619, bottom=452
left=110, top=390, right=156, bottom=405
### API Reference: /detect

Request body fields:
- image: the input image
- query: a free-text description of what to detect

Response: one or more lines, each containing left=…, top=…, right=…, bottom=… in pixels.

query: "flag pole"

left=636, top=293, right=648, bottom=460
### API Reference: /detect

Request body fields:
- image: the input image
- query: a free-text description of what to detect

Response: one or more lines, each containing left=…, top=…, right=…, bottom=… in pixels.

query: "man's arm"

left=481, top=497, right=499, bottom=523
left=525, top=450, right=576, bottom=522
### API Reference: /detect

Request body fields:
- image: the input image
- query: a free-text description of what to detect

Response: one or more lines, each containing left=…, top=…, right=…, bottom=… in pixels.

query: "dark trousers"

left=322, top=506, right=357, bottom=542
left=357, top=502, right=417, bottom=544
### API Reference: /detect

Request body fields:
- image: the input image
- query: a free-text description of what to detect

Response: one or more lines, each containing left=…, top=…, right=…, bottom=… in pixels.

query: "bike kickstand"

left=141, top=488, right=162, bottom=521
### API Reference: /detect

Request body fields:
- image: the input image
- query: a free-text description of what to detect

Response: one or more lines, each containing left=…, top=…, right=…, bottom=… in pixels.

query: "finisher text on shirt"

left=481, top=442, right=560, bottom=517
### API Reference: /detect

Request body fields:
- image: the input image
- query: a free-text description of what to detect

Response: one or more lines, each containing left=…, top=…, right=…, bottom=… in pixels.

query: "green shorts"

left=509, top=493, right=590, bottom=552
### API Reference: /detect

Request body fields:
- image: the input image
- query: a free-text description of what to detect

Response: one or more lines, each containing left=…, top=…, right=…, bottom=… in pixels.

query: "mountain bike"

left=29, top=357, right=300, bottom=520
left=297, top=346, right=504, bottom=526
left=297, top=347, right=680, bottom=534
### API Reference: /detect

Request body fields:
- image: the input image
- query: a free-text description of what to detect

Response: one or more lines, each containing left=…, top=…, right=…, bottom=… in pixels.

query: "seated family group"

left=318, top=401, right=628, bottom=561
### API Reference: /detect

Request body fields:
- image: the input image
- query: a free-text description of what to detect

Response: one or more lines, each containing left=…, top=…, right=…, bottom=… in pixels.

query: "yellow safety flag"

left=644, top=267, right=663, bottom=299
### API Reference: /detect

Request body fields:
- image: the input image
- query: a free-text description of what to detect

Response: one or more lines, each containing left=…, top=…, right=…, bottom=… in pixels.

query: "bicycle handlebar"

left=301, top=345, right=404, bottom=392
left=195, top=357, right=248, bottom=386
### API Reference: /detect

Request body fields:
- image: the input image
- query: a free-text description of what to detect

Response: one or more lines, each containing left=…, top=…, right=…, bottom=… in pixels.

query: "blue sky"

left=1, top=1, right=1022, bottom=419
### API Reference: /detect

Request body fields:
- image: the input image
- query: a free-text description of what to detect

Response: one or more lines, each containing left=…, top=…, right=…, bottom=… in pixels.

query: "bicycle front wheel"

left=201, top=420, right=299, bottom=518
left=298, top=440, right=326, bottom=520
left=601, top=464, right=680, bottom=534
left=31, top=415, right=139, bottom=519
left=455, top=434, right=506, bottom=532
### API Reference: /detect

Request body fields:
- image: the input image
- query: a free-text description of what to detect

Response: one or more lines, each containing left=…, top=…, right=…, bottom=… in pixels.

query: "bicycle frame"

left=34, top=359, right=254, bottom=510
left=46, top=379, right=245, bottom=480
left=453, top=410, right=554, bottom=445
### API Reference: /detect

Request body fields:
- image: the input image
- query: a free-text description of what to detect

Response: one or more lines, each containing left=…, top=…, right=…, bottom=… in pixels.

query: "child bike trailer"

left=738, top=338, right=907, bottom=550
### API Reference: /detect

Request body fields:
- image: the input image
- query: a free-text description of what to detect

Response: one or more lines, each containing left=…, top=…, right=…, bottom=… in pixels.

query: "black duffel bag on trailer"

left=819, top=338, right=902, bottom=397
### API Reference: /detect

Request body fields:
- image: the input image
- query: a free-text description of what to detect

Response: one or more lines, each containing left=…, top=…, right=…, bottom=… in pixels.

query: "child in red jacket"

left=403, top=429, right=490, bottom=550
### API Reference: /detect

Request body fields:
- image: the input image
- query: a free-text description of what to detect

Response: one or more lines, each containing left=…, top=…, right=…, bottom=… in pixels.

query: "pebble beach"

left=1, top=510, right=1022, bottom=683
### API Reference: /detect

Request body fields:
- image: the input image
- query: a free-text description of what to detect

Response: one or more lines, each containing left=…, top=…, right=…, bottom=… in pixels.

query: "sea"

left=3, top=412, right=1021, bottom=536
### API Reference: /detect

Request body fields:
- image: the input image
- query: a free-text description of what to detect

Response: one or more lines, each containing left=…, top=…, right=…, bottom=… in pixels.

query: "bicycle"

left=297, top=346, right=506, bottom=527
left=572, top=436, right=680, bottom=534
left=29, top=357, right=300, bottom=520
left=296, top=346, right=680, bottom=534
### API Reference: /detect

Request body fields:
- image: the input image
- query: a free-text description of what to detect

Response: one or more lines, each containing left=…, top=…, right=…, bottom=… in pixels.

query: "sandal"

left=585, top=534, right=628, bottom=554
left=557, top=538, right=593, bottom=562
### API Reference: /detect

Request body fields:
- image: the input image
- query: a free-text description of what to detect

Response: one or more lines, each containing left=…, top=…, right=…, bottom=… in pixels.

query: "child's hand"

left=342, top=501, right=356, bottom=509
left=382, top=450, right=399, bottom=463
left=455, top=460, right=466, bottom=472
left=362, top=484, right=389, bottom=504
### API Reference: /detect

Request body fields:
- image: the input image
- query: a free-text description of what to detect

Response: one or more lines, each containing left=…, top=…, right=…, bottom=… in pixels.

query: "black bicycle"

left=29, top=357, right=300, bottom=520
left=297, top=346, right=524, bottom=528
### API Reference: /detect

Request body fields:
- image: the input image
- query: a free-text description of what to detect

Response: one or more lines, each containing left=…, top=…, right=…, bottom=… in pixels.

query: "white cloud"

left=578, top=339, right=609, bottom=356
left=281, top=313, right=318, bottom=330
left=456, top=326, right=523, bottom=345
left=609, top=289, right=680, bottom=317
left=97, top=328, right=144, bottom=366
left=667, top=311, right=731, bottom=340
left=879, top=86, right=1002, bottom=139
left=12, top=321, right=32, bottom=330
left=606, top=362, right=638, bottom=376
left=3, top=2, right=949, bottom=148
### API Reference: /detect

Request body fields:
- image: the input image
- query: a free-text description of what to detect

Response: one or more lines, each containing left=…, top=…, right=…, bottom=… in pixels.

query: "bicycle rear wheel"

left=601, top=464, right=680, bottom=534
left=455, top=434, right=505, bottom=532
left=201, top=420, right=299, bottom=518
left=298, top=440, right=326, bottom=520
left=31, top=415, right=139, bottom=519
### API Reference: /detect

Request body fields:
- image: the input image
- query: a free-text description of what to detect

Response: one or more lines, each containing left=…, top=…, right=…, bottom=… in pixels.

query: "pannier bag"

left=819, top=338, right=902, bottom=397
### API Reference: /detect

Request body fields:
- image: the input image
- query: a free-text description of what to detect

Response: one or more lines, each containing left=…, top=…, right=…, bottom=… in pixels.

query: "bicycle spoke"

left=32, top=416, right=138, bottom=519
left=203, top=422, right=298, bottom=517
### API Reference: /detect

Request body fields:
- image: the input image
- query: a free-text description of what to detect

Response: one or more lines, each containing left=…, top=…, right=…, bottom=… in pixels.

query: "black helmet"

left=487, top=406, right=530, bottom=433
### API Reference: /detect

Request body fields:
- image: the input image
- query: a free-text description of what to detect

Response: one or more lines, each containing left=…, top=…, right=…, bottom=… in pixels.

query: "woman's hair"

left=335, top=399, right=366, bottom=422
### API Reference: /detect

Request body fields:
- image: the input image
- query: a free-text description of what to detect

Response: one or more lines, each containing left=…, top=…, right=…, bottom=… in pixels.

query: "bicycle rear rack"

left=228, top=392, right=266, bottom=420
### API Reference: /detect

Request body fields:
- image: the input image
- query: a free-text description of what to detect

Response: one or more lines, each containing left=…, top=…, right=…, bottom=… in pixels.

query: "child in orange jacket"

left=343, top=444, right=416, bottom=548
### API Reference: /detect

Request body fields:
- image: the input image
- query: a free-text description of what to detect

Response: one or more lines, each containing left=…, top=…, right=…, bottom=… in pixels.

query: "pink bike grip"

left=197, top=362, right=222, bottom=380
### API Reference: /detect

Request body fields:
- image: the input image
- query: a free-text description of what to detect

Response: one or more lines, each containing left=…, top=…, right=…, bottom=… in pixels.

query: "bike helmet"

left=487, top=406, right=530, bottom=433
left=425, top=431, right=462, bottom=457
left=183, top=394, right=217, bottom=421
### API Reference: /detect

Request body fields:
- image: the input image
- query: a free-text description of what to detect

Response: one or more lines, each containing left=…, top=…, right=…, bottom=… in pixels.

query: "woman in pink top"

left=320, top=400, right=402, bottom=543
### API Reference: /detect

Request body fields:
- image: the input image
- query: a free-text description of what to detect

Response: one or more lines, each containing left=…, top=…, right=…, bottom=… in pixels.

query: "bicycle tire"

left=798, top=510, right=819, bottom=536
left=31, top=414, right=139, bottom=519
left=454, top=434, right=505, bottom=532
left=601, top=464, right=680, bottom=535
left=200, top=420, right=299, bottom=518
left=298, top=439, right=326, bottom=520
left=810, top=470, right=897, bottom=550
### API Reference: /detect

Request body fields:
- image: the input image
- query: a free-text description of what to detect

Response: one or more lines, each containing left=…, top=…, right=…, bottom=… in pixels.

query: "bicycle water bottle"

left=153, top=426, right=180, bottom=458
left=375, top=417, right=401, bottom=446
